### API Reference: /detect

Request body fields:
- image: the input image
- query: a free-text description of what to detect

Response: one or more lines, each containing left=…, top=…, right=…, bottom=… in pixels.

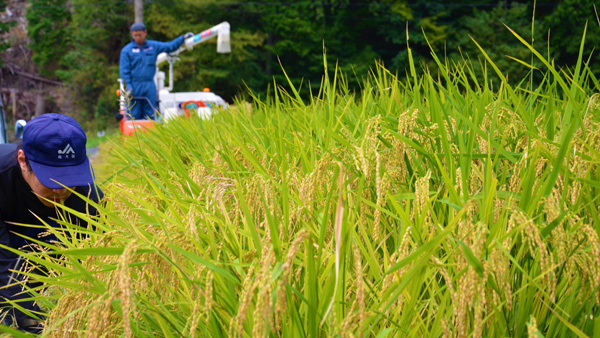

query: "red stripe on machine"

left=200, top=29, right=212, bottom=38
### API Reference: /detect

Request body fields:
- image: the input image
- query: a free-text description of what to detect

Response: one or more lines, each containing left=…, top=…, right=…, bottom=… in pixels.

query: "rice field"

left=3, top=27, right=600, bottom=337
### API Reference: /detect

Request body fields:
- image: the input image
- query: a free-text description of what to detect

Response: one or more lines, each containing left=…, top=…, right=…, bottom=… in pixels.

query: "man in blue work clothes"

left=119, top=23, right=193, bottom=120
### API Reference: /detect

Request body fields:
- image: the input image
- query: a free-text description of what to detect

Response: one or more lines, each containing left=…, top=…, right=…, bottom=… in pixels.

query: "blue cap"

left=130, top=22, right=146, bottom=32
left=22, top=113, right=94, bottom=189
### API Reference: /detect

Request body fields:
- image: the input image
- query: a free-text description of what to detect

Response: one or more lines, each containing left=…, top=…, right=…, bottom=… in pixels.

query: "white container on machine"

left=159, top=89, right=228, bottom=120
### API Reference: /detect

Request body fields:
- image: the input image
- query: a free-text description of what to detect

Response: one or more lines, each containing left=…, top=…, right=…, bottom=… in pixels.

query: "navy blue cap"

left=22, top=113, right=94, bottom=189
left=130, top=22, right=146, bottom=32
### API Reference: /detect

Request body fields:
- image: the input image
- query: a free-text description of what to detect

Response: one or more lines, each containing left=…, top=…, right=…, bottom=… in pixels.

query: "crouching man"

left=0, top=113, right=103, bottom=333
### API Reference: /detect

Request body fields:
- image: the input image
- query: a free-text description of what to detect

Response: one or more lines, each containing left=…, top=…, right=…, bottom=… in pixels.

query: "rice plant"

left=3, top=26, right=600, bottom=337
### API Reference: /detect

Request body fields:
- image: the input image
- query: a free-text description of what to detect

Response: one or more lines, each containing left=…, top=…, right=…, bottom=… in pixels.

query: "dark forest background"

left=0, top=0, right=598, bottom=131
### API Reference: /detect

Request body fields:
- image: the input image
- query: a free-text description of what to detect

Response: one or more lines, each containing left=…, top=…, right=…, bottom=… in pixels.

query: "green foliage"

left=17, top=0, right=600, bottom=132
left=449, top=2, right=537, bottom=83
left=248, top=1, right=334, bottom=93
left=135, top=0, right=451, bottom=101
left=542, top=0, right=600, bottom=74
left=7, top=27, right=600, bottom=337
left=25, top=0, right=71, bottom=78
left=57, top=0, right=129, bottom=128
left=370, top=0, right=445, bottom=71
left=0, top=0, right=14, bottom=65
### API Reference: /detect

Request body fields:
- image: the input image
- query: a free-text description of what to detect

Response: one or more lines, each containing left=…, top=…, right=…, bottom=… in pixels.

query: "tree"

left=25, top=0, right=71, bottom=78
left=58, top=0, right=130, bottom=129
left=448, top=2, right=538, bottom=83
left=542, top=0, right=600, bottom=76
left=0, top=0, right=15, bottom=66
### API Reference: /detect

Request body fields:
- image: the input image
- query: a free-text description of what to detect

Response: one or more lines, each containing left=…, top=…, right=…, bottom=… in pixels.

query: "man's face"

left=18, top=150, right=73, bottom=208
left=131, top=29, right=147, bottom=45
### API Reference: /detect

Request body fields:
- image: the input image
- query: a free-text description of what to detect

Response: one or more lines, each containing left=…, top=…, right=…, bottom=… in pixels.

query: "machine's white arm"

left=156, top=21, right=230, bottom=66
left=154, top=22, right=230, bottom=93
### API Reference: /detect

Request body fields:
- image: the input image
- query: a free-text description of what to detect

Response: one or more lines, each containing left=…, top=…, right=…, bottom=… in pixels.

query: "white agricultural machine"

left=118, top=22, right=230, bottom=135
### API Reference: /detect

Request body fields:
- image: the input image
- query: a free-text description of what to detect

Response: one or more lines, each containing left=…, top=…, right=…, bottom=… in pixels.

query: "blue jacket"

left=119, top=36, right=184, bottom=90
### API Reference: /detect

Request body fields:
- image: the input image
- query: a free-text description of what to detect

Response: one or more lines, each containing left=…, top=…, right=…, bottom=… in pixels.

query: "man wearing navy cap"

left=0, top=113, right=103, bottom=333
left=119, top=22, right=193, bottom=120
